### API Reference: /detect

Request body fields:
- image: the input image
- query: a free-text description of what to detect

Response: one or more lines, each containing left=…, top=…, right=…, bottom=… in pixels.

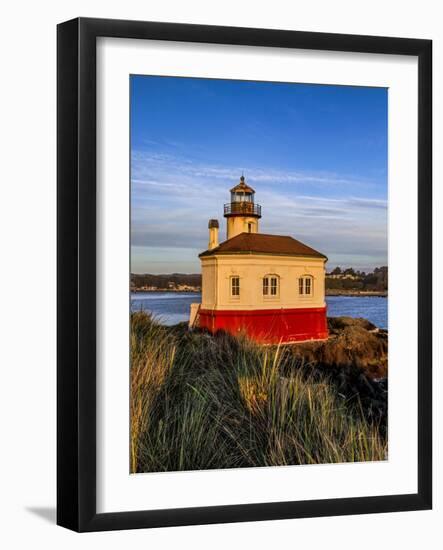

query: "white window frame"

left=230, top=276, right=240, bottom=298
left=263, top=274, right=280, bottom=299
left=298, top=275, right=314, bottom=297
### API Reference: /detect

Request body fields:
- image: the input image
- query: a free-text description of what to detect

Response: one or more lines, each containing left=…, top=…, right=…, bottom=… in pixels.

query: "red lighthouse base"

left=198, top=306, right=328, bottom=344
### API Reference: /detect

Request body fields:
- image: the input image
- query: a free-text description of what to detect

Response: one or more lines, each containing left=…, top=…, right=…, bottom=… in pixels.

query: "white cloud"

left=130, top=150, right=387, bottom=272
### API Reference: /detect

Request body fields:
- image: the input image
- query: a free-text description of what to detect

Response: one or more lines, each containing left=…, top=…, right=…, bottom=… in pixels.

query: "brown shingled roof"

left=199, top=233, right=327, bottom=259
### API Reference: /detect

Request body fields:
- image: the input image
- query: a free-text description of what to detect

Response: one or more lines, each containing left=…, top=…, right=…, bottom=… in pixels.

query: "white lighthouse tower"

left=224, top=175, right=262, bottom=240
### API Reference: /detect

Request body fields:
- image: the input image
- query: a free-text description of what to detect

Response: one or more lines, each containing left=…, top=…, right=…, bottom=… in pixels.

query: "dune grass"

left=130, top=312, right=387, bottom=473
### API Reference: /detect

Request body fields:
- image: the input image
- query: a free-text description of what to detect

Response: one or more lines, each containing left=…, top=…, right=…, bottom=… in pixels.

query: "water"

left=325, top=295, right=387, bottom=329
left=131, top=292, right=203, bottom=326
left=131, top=292, right=387, bottom=330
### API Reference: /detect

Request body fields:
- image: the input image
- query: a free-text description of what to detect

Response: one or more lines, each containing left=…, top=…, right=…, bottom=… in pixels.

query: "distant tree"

left=342, top=278, right=363, bottom=290
left=325, top=278, right=342, bottom=290
left=326, top=266, right=387, bottom=292
left=130, top=273, right=202, bottom=290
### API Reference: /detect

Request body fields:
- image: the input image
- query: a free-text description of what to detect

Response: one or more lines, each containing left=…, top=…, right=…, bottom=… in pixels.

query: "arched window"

left=298, top=275, right=313, bottom=296
left=263, top=275, right=279, bottom=297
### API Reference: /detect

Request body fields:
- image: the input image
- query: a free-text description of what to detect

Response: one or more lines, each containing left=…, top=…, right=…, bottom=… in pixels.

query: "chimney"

left=208, top=219, right=219, bottom=250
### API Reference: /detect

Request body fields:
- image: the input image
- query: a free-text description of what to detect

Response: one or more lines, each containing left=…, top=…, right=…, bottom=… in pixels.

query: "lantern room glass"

left=231, top=191, right=254, bottom=203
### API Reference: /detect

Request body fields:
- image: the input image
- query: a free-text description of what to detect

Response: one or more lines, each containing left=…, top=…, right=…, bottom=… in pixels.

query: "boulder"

left=290, top=316, right=388, bottom=379
left=288, top=317, right=388, bottom=431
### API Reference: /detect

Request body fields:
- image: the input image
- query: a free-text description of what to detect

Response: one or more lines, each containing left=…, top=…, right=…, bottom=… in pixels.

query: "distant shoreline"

left=326, top=290, right=387, bottom=298
left=131, top=288, right=387, bottom=297
left=131, top=288, right=201, bottom=293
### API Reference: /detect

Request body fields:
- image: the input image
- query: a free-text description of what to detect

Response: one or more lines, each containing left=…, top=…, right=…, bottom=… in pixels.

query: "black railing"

left=224, top=202, right=262, bottom=217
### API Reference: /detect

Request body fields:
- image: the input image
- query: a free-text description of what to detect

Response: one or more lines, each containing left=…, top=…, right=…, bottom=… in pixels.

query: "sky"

left=130, top=75, right=387, bottom=274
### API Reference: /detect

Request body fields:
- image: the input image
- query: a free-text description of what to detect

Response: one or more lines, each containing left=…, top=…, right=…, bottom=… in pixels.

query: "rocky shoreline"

left=286, top=316, right=388, bottom=432
left=326, top=290, right=387, bottom=297
left=291, top=316, right=388, bottom=379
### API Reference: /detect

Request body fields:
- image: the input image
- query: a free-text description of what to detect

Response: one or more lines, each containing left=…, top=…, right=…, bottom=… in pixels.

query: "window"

left=270, top=277, right=278, bottom=295
left=231, top=276, right=240, bottom=297
left=299, top=277, right=304, bottom=295
left=263, top=275, right=279, bottom=297
left=248, top=222, right=252, bottom=233
left=299, top=276, right=313, bottom=296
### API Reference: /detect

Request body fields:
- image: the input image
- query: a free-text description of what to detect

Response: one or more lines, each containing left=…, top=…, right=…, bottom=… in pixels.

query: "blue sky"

left=131, top=76, right=387, bottom=274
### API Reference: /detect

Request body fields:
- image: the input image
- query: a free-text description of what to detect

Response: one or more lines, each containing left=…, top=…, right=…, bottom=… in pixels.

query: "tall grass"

left=130, top=312, right=387, bottom=473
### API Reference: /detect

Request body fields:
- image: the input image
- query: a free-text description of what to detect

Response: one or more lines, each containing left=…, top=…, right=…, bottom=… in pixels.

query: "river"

left=131, top=292, right=387, bottom=329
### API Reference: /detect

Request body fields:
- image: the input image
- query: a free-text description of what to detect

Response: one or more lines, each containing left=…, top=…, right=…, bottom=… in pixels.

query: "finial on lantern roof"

left=230, top=173, right=255, bottom=194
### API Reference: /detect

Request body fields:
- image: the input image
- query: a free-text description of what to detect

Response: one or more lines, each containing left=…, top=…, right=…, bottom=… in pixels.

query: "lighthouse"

left=191, top=175, right=329, bottom=344
left=224, top=175, right=261, bottom=239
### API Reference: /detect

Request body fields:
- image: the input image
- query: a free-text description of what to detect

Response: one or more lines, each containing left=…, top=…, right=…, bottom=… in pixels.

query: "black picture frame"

left=57, top=17, right=432, bottom=532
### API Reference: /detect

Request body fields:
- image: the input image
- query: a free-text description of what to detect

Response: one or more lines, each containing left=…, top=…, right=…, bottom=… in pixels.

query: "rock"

left=287, top=316, right=388, bottom=431
left=328, top=316, right=377, bottom=331
left=289, top=316, right=388, bottom=379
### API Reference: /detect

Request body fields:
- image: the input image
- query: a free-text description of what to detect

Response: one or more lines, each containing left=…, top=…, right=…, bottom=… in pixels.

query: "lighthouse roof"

left=200, top=232, right=327, bottom=259
left=230, top=175, right=255, bottom=194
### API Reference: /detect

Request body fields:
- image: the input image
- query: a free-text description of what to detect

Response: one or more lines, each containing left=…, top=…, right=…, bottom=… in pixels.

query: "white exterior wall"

left=201, top=257, right=218, bottom=309
left=201, top=254, right=326, bottom=311
left=226, top=216, right=259, bottom=240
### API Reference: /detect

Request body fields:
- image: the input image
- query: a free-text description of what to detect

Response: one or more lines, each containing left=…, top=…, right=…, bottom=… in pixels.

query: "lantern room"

left=223, top=175, right=262, bottom=239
